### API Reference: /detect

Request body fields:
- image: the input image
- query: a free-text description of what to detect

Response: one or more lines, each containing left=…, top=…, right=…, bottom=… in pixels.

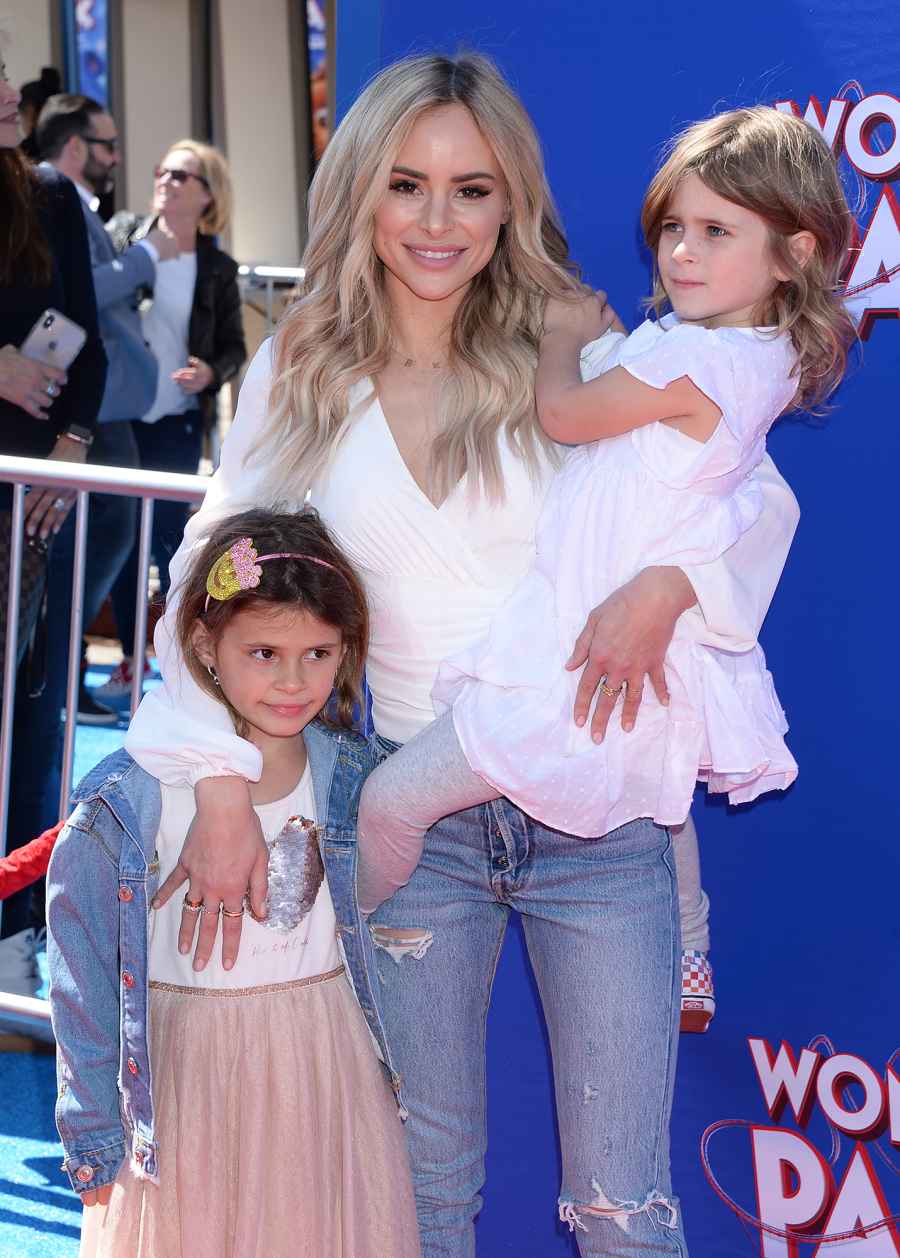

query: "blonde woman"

left=97, top=140, right=246, bottom=698
left=126, top=56, right=800, bottom=1257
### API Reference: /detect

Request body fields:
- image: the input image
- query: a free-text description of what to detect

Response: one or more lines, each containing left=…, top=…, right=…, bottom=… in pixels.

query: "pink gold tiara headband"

left=204, top=537, right=341, bottom=610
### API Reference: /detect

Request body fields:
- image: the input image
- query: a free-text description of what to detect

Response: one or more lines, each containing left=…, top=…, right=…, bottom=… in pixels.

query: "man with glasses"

left=35, top=95, right=178, bottom=723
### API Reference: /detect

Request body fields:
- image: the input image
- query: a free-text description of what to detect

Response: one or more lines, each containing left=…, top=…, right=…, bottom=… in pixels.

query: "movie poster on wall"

left=307, top=0, right=329, bottom=165
left=69, top=0, right=109, bottom=106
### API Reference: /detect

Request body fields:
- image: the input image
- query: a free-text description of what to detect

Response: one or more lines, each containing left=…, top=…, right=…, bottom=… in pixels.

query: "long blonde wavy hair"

left=641, top=107, right=857, bottom=412
left=253, top=53, right=582, bottom=503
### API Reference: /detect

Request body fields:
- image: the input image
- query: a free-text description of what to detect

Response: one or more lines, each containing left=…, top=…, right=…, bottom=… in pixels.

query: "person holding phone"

left=37, top=92, right=179, bottom=725
left=0, top=62, right=106, bottom=1009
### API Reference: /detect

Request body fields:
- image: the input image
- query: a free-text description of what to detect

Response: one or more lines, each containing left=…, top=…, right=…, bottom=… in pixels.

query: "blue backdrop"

left=336, top=5, right=900, bottom=1254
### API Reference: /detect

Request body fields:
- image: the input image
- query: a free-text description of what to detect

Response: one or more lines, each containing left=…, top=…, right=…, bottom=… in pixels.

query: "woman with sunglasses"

left=98, top=140, right=247, bottom=699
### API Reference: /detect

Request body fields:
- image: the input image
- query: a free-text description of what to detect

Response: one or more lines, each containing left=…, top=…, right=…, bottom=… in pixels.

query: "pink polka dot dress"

left=432, top=316, right=801, bottom=838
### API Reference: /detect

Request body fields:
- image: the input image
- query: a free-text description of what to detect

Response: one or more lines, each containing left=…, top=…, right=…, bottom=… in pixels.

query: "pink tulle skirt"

left=79, top=970, right=421, bottom=1258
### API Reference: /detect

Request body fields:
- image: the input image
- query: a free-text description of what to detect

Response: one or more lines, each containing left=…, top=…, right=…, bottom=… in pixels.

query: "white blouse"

left=125, top=338, right=800, bottom=782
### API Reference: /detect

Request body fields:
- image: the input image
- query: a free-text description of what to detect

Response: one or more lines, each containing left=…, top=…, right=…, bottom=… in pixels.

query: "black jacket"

left=107, top=212, right=246, bottom=424
left=1, top=166, right=107, bottom=461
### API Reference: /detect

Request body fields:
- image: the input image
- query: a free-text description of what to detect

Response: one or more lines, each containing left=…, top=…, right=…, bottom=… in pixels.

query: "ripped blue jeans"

left=369, top=734, right=688, bottom=1258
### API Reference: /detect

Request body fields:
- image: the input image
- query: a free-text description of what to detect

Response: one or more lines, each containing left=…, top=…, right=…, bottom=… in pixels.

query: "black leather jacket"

left=107, top=212, right=247, bottom=424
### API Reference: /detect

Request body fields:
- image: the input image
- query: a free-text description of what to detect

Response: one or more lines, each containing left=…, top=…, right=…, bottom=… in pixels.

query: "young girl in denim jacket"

left=47, top=508, right=421, bottom=1258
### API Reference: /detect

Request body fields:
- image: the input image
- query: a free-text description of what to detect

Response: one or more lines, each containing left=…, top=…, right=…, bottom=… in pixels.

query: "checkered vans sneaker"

left=681, top=949, right=715, bottom=1033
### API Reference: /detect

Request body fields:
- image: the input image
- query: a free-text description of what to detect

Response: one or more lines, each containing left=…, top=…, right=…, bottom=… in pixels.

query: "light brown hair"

left=174, top=508, right=369, bottom=732
left=641, top=106, right=857, bottom=411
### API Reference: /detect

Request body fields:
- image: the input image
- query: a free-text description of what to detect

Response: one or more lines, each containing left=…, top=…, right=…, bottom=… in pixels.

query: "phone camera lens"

left=43, top=315, right=54, bottom=328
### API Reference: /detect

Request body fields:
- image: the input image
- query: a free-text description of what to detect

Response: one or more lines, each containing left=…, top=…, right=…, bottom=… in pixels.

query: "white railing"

left=237, top=263, right=305, bottom=332
left=0, top=457, right=209, bottom=1014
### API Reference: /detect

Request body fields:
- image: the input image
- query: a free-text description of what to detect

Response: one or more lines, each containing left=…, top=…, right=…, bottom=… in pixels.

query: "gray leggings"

left=356, top=712, right=710, bottom=952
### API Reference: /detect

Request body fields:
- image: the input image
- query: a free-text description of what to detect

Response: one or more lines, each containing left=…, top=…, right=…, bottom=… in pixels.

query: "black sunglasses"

left=81, top=134, right=119, bottom=154
left=154, top=165, right=210, bottom=190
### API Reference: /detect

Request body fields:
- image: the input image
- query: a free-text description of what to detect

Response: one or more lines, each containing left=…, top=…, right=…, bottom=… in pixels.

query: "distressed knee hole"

left=370, top=925, right=434, bottom=963
left=559, top=1180, right=678, bottom=1235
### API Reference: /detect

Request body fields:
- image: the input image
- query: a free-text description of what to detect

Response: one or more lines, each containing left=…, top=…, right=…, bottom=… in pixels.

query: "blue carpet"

left=0, top=663, right=157, bottom=1258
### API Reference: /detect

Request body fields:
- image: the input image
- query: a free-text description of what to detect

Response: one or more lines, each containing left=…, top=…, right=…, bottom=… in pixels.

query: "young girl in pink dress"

left=356, top=105, right=857, bottom=917
left=48, top=509, right=421, bottom=1258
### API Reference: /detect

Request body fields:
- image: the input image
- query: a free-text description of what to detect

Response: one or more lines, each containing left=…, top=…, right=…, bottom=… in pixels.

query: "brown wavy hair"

left=641, top=106, right=857, bottom=411
left=174, top=508, right=369, bottom=733
left=0, top=149, right=52, bottom=285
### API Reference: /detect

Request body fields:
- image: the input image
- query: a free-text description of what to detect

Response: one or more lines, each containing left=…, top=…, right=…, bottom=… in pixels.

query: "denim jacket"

left=47, top=720, right=401, bottom=1195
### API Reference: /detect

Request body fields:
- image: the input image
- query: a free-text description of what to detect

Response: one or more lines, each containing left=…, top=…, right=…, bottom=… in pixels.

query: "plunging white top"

left=125, top=337, right=800, bottom=785
left=311, top=392, right=554, bottom=742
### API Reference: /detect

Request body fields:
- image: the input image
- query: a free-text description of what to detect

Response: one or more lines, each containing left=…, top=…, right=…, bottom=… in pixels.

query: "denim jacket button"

left=127, top=1056, right=139, bottom=1075
left=122, top=971, right=135, bottom=988
left=75, top=1164, right=95, bottom=1183
left=118, top=886, right=134, bottom=902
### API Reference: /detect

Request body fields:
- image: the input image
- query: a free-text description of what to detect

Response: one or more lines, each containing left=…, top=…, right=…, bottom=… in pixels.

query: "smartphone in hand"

left=21, top=309, right=87, bottom=371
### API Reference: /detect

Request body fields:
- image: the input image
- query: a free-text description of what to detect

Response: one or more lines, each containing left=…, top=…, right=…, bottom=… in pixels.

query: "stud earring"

left=207, top=664, right=220, bottom=687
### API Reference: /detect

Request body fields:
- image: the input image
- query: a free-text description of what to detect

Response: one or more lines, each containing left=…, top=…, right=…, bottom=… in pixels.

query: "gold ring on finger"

left=199, top=901, right=222, bottom=915
left=182, top=894, right=203, bottom=912
left=599, top=679, right=624, bottom=698
left=221, top=900, right=245, bottom=919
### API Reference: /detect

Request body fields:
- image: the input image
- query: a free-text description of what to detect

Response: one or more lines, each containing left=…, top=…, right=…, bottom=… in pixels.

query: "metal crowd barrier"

left=0, top=457, right=209, bottom=1004
left=0, top=264, right=301, bottom=1038
left=237, top=263, right=305, bottom=332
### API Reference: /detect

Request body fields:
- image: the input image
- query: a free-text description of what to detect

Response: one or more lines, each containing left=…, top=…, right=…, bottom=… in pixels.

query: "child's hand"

left=543, top=289, right=619, bottom=345
left=81, top=1184, right=113, bottom=1207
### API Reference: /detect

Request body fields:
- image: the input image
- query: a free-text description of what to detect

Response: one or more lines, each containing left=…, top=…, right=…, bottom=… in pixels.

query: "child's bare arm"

left=537, top=296, right=720, bottom=445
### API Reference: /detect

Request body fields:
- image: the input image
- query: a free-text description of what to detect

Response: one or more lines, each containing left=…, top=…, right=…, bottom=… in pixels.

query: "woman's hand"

left=543, top=289, right=623, bottom=344
left=0, top=344, right=67, bottom=419
left=24, top=434, right=89, bottom=540
left=172, top=356, right=214, bottom=394
left=566, top=566, right=697, bottom=741
left=152, top=776, right=269, bottom=970
left=81, top=1185, right=113, bottom=1208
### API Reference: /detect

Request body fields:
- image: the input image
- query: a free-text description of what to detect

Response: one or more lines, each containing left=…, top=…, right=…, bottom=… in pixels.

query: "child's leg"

left=357, top=711, right=499, bottom=916
left=671, top=815, right=709, bottom=953
left=672, top=814, right=715, bottom=1033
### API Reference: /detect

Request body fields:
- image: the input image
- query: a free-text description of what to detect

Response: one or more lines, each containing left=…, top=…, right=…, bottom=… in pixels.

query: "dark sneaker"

left=77, top=685, right=119, bottom=725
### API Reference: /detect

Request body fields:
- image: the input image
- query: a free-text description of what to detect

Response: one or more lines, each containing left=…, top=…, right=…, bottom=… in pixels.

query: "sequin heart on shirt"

left=264, top=815, right=324, bottom=932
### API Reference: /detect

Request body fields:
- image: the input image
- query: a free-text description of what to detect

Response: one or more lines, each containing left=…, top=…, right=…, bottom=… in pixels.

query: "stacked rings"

left=599, top=679, right=624, bottom=698
left=182, top=894, right=247, bottom=918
